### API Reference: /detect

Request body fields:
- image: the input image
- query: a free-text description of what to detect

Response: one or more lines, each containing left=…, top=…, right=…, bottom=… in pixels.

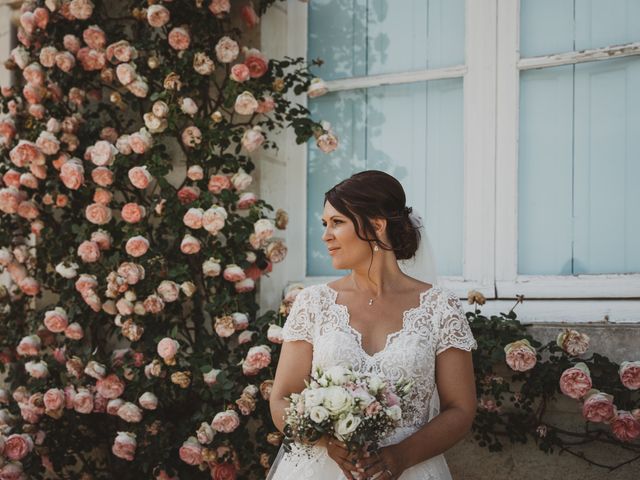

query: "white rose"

left=202, top=258, right=221, bottom=277
left=322, top=386, right=352, bottom=415
left=386, top=404, right=402, bottom=422
left=304, top=388, right=325, bottom=409
left=325, top=366, right=351, bottom=386
left=367, top=375, right=384, bottom=394
left=55, top=261, right=79, bottom=278
left=334, top=412, right=361, bottom=437
left=309, top=405, right=329, bottom=424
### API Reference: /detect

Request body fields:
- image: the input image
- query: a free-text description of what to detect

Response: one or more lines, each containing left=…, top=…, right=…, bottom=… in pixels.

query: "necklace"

left=352, top=275, right=378, bottom=307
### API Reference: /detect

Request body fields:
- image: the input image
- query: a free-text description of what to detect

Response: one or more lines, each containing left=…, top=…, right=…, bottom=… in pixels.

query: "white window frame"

left=260, top=0, right=640, bottom=323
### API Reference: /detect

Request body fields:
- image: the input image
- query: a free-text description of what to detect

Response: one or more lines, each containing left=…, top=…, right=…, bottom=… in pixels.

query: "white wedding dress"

left=266, top=283, right=477, bottom=480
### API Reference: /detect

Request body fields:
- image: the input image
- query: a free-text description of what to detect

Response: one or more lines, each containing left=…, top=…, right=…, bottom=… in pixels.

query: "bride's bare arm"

left=269, top=340, right=313, bottom=434
left=358, top=348, right=476, bottom=478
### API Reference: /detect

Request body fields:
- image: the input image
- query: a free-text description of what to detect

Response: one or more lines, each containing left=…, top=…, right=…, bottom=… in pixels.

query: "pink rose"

left=143, top=294, right=165, bottom=314
left=214, top=316, right=235, bottom=337
left=231, top=64, right=250, bottom=83
left=92, top=167, right=114, bottom=186
left=231, top=168, right=252, bottom=191
left=202, top=206, right=227, bottom=234
left=582, top=390, right=616, bottom=423
left=611, top=410, right=640, bottom=442
left=215, top=36, right=239, bottom=63
left=85, top=203, right=112, bottom=225
left=121, top=203, right=146, bottom=223
left=116, top=135, right=132, bottom=155
left=36, top=131, right=60, bottom=155
left=19, top=173, right=38, bottom=189
left=187, top=165, right=204, bottom=181
left=209, top=0, right=231, bottom=17
left=208, top=174, right=232, bottom=194
left=180, top=234, right=201, bottom=254
left=244, top=345, right=271, bottom=372
left=211, top=463, right=237, bottom=480
left=223, top=264, right=246, bottom=282
left=241, top=4, right=260, bottom=29
left=106, top=40, right=136, bottom=64
left=235, top=277, right=255, bottom=293
left=0, top=462, right=25, bottom=479
left=4, top=434, right=33, bottom=461
left=65, top=322, right=84, bottom=340
left=316, top=131, right=338, bottom=153
left=556, top=329, right=590, bottom=356
left=117, top=402, right=143, bottom=423
left=117, top=262, right=145, bottom=285
left=44, top=307, right=69, bottom=333
left=211, top=410, right=241, bottom=433
left=203, top=368, right=221, bottom=386
left=93, top=188, right=113, bottom=205
left=112, top=432, right=136, bottom=461
left=559, top=363, right=592, bottom=399
left=244, top=48, right=268, bottom=78
left=44, top=388, right=65, bottom=412
left=254, top=218, right=274, bottom=241
left=3, top=170, right=21, bottom=188
left=63, top=34, right=82, bottom=54
left=147, top=5, right=170, bottom=28
left=237, top=192, right=257, bottom=209
left=125, top=236, right=149, bottom=257
left=107, top=398, right=124, bottom=415
left=60, top=158, right=85, bottom=190
left=55, top=51, right=76, bottom=72
left=168, top=27, right=190, bottom=51
left=157, top=280, right=180, bottom=302
left=127, top=78, right=149, bottom=98
left=116, top=63, right=136, bottom=86
left=308, top=78, right=328, bottom=98
left=504, top=339, right=536, bottom=372
left=139, top=392, right=158, bottom=410
left=157, top=337, right=179, bottom=361
left=69, top=0, right=95, bottom=20
left=73, top=388, right=94, bottom=414
left=77, top=47, right=106, bottom=71
left=91, top=140, right=117, bottom=166
left=83, top=25, right=106, bottom=49
left=181, top=126, right=202, bottom=148
left=183, top=208, right=204, bottom=229
left=96, top=374, right=125, bottom=399
left=257, top=96, right=275, bottom=114
left=179, top=437, right=202, bottom=465
left=129, top=128, right=153, bottom=154
left=267, top=324, right=283, bottom=344
left=177, top=186, right=201, bottom=204
left=0, top=188, right=22, bottom=214
left=10, top=140, right=45, bottom=167
left=241, top=127, right=265, bottom=152
left=78, top=240, right=101, bottom=263
left=234, top=91, right=258, bottom=116
left=23, top=63, right=44, bottom=86
left=619, top=361, right=640, bottom=390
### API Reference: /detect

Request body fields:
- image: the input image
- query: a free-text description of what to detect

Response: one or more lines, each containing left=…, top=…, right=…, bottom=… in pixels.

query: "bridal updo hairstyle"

left=324, top=170, right=421, bottom=260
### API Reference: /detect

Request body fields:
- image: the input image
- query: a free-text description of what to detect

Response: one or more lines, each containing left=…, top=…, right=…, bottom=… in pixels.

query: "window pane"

left=308, top=0, right=464, bottom=81
left=306, top=79, right=464, bottom=277
left=518, top=57, right=640, bottom=275
left=521, top=0, right=640, bottom=58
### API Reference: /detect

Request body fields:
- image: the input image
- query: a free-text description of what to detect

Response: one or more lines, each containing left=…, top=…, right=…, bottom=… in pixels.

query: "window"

left=306, top=0, right=466, bottom=279
left=268, top=0, right=640, bottom=316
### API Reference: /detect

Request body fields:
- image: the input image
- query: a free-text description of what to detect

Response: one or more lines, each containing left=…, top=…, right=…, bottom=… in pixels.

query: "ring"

left=385, top=468, right=393, bottom=477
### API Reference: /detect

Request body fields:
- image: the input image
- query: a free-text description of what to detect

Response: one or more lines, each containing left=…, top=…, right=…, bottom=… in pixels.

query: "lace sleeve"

left=436, top=290, right=477, bottom=355
left=281, top=287, right=315, bottom=344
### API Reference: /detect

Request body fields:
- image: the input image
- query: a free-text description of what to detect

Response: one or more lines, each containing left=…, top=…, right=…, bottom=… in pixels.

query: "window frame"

left=259, top=0, right=640, bottom=321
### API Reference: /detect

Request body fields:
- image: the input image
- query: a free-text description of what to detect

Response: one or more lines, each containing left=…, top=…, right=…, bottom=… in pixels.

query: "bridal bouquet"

left=283, top=366, right=413, bottom=452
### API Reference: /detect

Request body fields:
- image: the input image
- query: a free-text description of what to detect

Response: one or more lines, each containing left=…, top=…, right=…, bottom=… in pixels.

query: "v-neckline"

left=323, top=283, right=436, bottom=359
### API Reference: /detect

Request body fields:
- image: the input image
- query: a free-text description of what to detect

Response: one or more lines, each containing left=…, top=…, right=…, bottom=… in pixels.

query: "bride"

left=268, top=170, right=477, bottom=479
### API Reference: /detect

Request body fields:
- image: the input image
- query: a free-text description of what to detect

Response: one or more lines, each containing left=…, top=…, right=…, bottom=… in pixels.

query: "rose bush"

left=0, top=1, right=335, bottom=478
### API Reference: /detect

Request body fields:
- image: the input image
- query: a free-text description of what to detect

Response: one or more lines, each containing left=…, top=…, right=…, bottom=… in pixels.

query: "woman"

left=268, top=170, right=477, bottom=479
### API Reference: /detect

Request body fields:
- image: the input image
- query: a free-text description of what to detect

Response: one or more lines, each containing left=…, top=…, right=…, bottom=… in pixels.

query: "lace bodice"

left=281, top=283, right=477, bottom=431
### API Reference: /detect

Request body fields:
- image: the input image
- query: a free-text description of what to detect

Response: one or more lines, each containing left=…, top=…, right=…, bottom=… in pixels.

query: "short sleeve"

left=281, top=287, right=315, bottom=344
left=436, top=289, right=478, bottom=355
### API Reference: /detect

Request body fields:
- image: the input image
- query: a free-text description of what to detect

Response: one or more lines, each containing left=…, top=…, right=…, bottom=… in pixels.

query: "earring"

left=373, top=245, right=379, bottom=252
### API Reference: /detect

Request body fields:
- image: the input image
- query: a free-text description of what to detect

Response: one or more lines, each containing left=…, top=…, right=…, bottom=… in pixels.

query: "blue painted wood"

left=308, top=0, right=464, bottom=81
left=573, top=57, right=640, bottom=274
left=307, top=80, right=464, bottom=277
left=521, top=0, right=640, bottom=58
left=519, top=66, right=575, bottom=275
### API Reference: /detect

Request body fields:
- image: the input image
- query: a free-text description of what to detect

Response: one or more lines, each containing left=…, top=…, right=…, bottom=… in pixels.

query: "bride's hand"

left=323, top=437, right=363, bottom=480
left=353, top=444, right=405, bottom=480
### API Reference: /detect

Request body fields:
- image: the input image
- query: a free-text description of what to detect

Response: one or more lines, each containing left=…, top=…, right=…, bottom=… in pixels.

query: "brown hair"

left=324, top=170, right=421, bottom=260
